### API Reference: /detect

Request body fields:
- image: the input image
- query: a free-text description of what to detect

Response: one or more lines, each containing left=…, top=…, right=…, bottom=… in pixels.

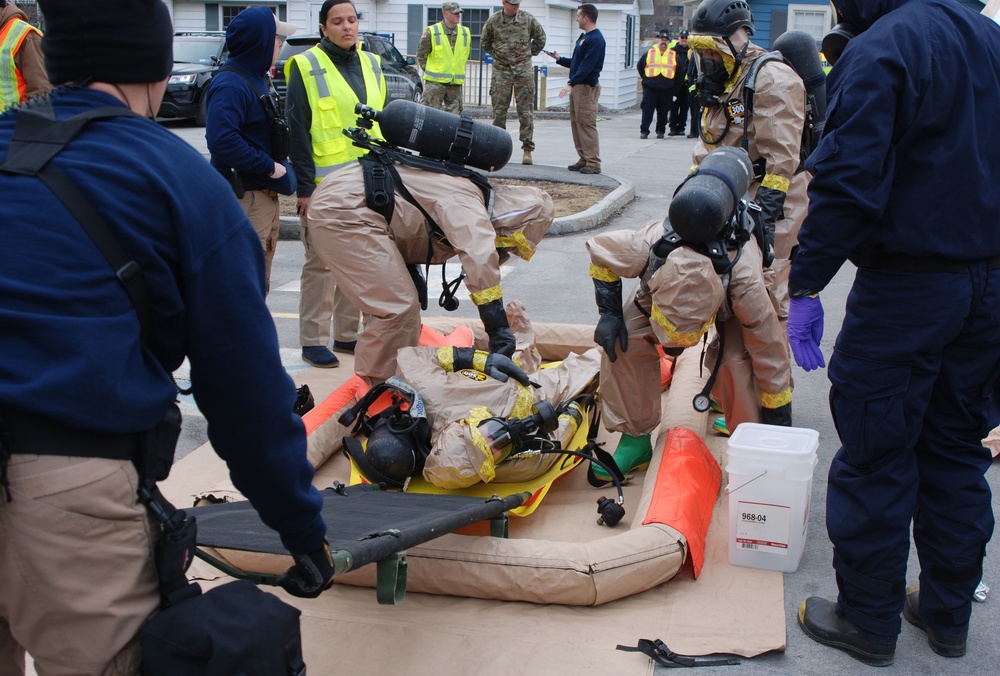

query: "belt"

left=252, top=188, right=279, bottom=198
left=851, top=252, right=1000, bottom=274
left=0, top=407, right=141, bottom=460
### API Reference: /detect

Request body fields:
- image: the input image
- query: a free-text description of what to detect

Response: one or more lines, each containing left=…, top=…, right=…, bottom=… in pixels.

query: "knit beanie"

left=39, top=0, right=174, bottom=84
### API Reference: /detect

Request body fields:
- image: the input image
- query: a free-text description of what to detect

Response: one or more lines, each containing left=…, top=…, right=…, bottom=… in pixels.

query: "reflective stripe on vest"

left=423, top=23, right=470, bottom=84
left=644, top=47, right=676, bottom=79
left=288, top=47, right=386, bottom=183
left=0, top=19, right=39, bottom=112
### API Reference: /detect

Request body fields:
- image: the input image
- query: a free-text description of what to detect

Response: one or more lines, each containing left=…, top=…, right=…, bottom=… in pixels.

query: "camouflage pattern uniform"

left=481, top=8, right=545, bottom=151
left=417, top=22, right=465, bottom=114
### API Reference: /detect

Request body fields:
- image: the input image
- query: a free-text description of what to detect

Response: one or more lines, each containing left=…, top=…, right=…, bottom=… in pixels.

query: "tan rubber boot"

left=522, top=150, right=533, bottom=165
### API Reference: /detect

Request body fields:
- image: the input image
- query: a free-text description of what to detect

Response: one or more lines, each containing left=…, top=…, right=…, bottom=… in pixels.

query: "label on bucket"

left=735, top=500, right=790, bottom=555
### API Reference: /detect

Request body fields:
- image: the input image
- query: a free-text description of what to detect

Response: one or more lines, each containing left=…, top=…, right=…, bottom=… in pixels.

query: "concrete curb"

left=278, top=165, right=634, bottom=240
left=549, top=175, right=635, bottom=236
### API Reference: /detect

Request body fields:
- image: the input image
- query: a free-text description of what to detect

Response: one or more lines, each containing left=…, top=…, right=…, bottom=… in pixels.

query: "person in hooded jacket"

left=206, top=7, right=297, bottom=294
left=688, top=0, right=808, bottom=322
left=790, top=0, right=1000, bottom=666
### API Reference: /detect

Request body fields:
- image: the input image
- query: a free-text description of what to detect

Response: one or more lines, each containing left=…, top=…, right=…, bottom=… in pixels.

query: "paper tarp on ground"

left=160, top=321, right=785, bottom=674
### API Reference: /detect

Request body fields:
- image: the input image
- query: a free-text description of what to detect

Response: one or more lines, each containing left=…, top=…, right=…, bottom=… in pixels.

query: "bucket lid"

left=728, top=423, right=819, bottom=460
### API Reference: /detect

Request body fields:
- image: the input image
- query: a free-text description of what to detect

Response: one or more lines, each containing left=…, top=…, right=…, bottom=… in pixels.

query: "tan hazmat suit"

left=395, top=340, right=601, bottom=490
left=587, top=219, right=791, bottom=436
left=307, top=161, right=553, bottom=383
left=690, top=35, right=808, bottom=318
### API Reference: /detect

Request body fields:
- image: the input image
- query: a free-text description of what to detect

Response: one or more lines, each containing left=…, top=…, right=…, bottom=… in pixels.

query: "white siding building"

left=164, top=1, right=652, bottom=110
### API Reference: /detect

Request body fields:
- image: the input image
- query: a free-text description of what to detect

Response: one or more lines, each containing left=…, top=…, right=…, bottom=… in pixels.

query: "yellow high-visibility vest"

left=0, top=18, right=41, bottom=112
left=287, top=46, right=387, bottom=183
left=423, top=22, right=471, bottom=84
left=644, top=47, right=677, bottom=79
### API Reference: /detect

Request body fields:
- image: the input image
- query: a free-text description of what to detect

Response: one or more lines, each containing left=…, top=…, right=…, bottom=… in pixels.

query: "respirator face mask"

left=695, top=50, right=730, bottom=107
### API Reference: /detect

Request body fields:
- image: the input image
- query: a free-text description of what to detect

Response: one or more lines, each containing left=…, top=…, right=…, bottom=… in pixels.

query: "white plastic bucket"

left=725, top=423, right=819, bottom=573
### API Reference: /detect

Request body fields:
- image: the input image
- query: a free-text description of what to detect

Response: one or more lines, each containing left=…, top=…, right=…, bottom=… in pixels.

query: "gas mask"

left=822, top=2, right=861, bottom=67
left=689, top=34, right=745, bottom=107
left=694, top=55, right=731, bottom=107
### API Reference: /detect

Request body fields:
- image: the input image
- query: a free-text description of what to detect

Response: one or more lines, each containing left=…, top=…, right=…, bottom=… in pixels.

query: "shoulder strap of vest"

left=0, top=100, right=153, bottom=342
left=741, top=52, right=786, bottom=153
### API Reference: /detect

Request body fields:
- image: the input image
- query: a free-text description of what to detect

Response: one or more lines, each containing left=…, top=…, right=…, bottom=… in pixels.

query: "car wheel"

left=412, top=85, right=422, bottom=104
left=194, top=94, right=208, bottom=127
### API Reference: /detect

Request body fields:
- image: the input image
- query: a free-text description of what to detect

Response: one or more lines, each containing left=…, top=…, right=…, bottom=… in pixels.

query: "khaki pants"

left=569, top=83, right=601, bottom=170
left=298, top=212, right=361, bottom=347
left=238, top=189, right=280, bottom=295
left=0, top=455, right=159, bottom=676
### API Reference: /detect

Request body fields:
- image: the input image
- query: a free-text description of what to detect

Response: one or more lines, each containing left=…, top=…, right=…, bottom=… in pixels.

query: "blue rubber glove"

left=787, top=295, right=826, bottom=371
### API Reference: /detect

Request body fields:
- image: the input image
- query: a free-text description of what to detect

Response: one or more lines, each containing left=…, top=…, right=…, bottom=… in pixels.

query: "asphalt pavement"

left=165, top=109, right=999, bottom=674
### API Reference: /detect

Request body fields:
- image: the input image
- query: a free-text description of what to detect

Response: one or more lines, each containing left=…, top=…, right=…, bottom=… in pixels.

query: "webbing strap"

left=0, top=102, right=153, bottom=342
left=617, top=639, right=741, bottom=668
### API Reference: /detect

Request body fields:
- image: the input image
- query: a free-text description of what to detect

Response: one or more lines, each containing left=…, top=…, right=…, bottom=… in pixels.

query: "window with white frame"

left=788, top=4, right=832, bottom=42
left=212, top=5, right=286, bottom=31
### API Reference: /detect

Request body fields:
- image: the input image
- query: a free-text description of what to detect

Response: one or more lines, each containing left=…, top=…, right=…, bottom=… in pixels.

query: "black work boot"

left=798, top=597, right=895, bottom=667
left=903, top=586, right=967, bottom=658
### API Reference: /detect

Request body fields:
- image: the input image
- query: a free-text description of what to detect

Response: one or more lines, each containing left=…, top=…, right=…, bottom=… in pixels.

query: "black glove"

left=452, top=347, right=530, bottom=386
left=754, top=185, right=787, bottom=250
left=593, top=278, right=628, bottom=362
left=760, top=402, right=792, bottom=427
left=477, top=298, right=516, bottom=357
left=277, top=540, right=335, bottom=599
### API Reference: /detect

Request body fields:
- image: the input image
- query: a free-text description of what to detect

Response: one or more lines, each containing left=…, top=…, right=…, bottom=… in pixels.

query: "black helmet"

left=691, top=0, right=755, bottom=37
left=679, top=29, right=690, bottom=38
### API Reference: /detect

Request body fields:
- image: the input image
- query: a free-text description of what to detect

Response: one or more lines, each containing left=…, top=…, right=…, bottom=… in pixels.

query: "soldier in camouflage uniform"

left=481, top=0, right=545, bottom=165
left=416, top=2, right=470, bottom=114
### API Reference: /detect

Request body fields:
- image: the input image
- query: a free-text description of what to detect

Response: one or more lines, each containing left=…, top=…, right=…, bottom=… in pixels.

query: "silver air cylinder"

left=376, top=100, right=513, bottom=172
left=667, top=146, right=753, bottom=243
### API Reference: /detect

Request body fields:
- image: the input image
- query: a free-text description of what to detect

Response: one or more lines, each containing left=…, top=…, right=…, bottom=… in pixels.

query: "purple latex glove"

left=787, top=295, right=826, bottom=371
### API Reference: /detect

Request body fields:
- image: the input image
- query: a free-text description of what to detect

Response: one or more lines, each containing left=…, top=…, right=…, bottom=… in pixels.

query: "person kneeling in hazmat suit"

left=341, top=303, right=602, bottom=490
left=306, top=100, right=554, bottom=385
left=586, top=146, right=792, bottom=481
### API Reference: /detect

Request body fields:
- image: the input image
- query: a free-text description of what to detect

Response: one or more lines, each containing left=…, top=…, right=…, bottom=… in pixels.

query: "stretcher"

left=191, top=484, right=530, bottom=604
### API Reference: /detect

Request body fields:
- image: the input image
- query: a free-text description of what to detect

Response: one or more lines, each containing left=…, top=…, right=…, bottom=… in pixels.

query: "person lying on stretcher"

left=341, top=305, right=602, bottom=490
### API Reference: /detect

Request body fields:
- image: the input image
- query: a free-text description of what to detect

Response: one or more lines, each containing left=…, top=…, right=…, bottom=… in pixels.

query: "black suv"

left=273, top=32, right=422, bottom=111
left=158, top=32, right=228, bottom=126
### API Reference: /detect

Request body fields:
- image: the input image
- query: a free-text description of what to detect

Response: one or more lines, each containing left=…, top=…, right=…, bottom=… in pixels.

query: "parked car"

left=158, top=32, right=228, bottom=126
left=273, top=32, right=422, bottom=112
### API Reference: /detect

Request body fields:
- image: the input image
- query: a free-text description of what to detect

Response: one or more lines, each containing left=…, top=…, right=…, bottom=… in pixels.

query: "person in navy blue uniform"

left=0, top=1, right=333, bottom=672
left=790, top=0, right=1000, bottom=666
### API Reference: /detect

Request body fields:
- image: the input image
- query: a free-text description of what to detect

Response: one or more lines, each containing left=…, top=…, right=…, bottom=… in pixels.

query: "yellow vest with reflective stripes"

left=0, top=18, right=40, bottom=112
left=423, top=22, right=471, bottom=84
left=644, top=46, right=676, bottom=79
left=286, top=46, right=387, bottom=183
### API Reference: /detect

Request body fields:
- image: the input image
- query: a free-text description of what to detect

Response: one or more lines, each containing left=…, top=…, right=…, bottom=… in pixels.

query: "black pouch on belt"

left=229, top=169, right=246, bottom=199
left=140, top=579, right=306, bottom=676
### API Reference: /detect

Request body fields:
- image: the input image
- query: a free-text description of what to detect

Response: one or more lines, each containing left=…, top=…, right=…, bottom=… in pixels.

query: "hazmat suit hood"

left=224, top=7, right=289, bottom=77
left=832, top=0, right=913, bottom=33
